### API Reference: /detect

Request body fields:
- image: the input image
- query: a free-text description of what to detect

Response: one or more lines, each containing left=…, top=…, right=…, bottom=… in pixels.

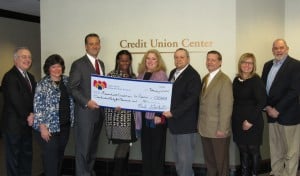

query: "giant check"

left=91, top=75, right=173, bottom=112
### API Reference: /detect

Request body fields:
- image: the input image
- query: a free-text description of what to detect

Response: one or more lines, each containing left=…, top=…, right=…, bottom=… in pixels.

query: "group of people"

left=1, top=34, right=300, bottom=176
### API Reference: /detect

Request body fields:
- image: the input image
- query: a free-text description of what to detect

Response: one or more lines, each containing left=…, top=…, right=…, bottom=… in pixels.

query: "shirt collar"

left=86, top=53, right=98, bottom=64
left=273, top=55, right=287, bottom=65
left=176, top=64, right=189, bottom=74
left=16, top=66, right=26, bottom=76
left=209, top=68, right=220, bottom=78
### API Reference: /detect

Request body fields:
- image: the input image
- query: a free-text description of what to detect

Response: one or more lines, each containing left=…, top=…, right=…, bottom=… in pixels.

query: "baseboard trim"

left=61, top=156, right=273, bottom=176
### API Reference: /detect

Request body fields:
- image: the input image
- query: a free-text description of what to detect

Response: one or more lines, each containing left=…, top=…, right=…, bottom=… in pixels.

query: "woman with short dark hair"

left=33, top=54, right=74, bottom=176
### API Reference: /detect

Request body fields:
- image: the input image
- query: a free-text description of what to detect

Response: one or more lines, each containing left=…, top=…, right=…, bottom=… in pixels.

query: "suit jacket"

left=167, top=65, right=201, bottom=134
left=1, top=66, right=36, bottom=135
left=198, top=70, right=233, bottom=138
left=68, top=55, right=105, bottom=122
left=261, top=56, right=300, bottom=125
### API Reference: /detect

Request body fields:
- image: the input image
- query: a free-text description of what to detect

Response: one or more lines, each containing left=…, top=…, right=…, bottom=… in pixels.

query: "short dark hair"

left=207, top=50, right=222, bottom=61
left=84, top=33, right=100, bottom=44
left=43, top=54, right=65, bottom=75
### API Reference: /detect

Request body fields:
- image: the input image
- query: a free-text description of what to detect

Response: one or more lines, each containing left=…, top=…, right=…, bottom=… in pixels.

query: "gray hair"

left=13, top=47, right=30, bottom=60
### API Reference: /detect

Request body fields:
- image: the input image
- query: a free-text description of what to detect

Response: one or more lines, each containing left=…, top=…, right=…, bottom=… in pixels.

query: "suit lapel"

left=203, top=71, right=222, bottom=96
left=269, top=57, right=290, bottom=92
left=173, top=65, right=190, bottom=83
left=83, top=56, right=97, bottom=74
left=13, top=66, right=32, bottom=93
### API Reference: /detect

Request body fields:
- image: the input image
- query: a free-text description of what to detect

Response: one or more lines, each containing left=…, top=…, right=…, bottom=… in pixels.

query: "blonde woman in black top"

left=232, top=53, right=267, bottom=176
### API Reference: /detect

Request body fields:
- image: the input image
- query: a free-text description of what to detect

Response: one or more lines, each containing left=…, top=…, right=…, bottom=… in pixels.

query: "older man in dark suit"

left=262, top=39, right=300, bottom=176
left=69, top=33, right=105, bottom=176
left=1, top=47, right=36, bottom=176
left=162, top=48, right=201, bottom=176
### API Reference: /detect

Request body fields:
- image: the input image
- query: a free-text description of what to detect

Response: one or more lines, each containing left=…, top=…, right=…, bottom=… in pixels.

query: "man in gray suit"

left=198, top=50, right=233, bottom=176
left=69, top=33, right=105, bottom=176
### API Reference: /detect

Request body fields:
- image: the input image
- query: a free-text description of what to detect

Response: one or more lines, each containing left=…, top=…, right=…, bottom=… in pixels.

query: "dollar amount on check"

left=91, top=75, right=173, bottom=112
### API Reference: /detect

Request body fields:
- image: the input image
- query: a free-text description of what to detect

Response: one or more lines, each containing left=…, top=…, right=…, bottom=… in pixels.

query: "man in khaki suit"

left=198, top=50, right=233, bottom=176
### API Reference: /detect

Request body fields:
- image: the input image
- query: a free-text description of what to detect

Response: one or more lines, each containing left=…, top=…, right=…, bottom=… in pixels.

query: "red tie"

left=95, top=59, right=100, bottom=75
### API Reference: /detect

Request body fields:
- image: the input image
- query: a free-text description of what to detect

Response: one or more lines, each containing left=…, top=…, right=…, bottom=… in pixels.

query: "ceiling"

left=0, top=0, right=40, bottom=17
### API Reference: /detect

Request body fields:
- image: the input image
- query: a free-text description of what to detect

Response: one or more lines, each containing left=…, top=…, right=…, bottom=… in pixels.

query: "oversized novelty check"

left=91, top=75, right=173, bottom=112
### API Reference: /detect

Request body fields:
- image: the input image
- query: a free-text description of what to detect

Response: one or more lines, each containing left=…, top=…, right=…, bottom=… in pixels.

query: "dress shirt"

left=207, top=68, right=220, bottom=86
left=17, top=67, right=32, bottom=90
left=174, top=64, right=189, bottom=80
left=87, top=53, right=103, bottom=75
left=266, top=57, right=286, bottom=95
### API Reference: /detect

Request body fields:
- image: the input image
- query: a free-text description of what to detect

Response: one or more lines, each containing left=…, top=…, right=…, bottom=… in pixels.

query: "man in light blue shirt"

left=261, top=39, right=300, bottom=176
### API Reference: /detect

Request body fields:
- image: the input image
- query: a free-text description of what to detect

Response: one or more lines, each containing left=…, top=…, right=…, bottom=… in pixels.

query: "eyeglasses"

left=18, top=55, right=32, bottom=59
left=241, top=61, right=254, bottom=65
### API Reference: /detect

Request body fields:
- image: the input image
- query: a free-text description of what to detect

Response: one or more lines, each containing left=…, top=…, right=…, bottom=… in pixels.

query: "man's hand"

left=265, top=106, right=279, bottom=118
left=27, top=113, right=34, bottom=126
left=87, top=100, right=99, bottom=109
left=216, top=130, right=226, bottom=138
left=162, top=111, right=172, bottom=118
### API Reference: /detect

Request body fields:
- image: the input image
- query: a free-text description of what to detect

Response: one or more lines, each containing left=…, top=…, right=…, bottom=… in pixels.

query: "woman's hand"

left=242, top=120, right=253, bottom=130
left=115, top=106, right=121, bottom=112
left=154, top=116, right=162, bottom=124
left=39, top=124, right=51, bottom=142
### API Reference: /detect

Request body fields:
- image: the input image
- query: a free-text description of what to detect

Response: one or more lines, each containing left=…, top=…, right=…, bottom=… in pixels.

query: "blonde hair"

left=138, top=49, right=166, bottom=74
left=237, top=53, right=257, bottom=78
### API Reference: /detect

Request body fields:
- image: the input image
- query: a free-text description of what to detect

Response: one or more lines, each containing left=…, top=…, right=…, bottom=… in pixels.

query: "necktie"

left=171, top=70, right=180, bottom=82
left=95, top=59, right=100, bottom=75
left=202, top=75, right=209, bottom=95
left=23, top=71, right=32, bottom=91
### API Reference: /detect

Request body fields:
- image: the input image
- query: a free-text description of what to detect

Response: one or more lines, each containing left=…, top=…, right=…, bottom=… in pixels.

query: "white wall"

left=285, top=0, right=300, bottom=58
left=41, top=0, right=236, bottom=79
left=41, top=0, right=236, bottom=164
left=41, top=0, right=300, bottom=165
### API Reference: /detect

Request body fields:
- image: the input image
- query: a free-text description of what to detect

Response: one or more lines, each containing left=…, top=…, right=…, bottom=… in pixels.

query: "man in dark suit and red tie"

left=262, top=39, right=300, bottom=176
left=69, top=33, right=105, bottom=176
left=1, top=47, right=36, bottom=176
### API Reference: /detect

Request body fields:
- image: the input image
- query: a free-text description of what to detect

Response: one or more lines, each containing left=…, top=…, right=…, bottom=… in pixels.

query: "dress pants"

left=269, top=123, right=300, bottom=176
left=141, top=118, right=166, bottom=176
left=4, top=132, right=32, bottom=176
left=201, top=136, right=230, bottom=176
left=36, top=125, right=70, bottom=176
left=75, top=112, right=103, bottom=176
left=170, top=132, right=197, bottom=176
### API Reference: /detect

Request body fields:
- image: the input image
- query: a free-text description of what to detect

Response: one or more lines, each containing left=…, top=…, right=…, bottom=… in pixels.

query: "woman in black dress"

left=232, top=53, right=267, bottom=176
